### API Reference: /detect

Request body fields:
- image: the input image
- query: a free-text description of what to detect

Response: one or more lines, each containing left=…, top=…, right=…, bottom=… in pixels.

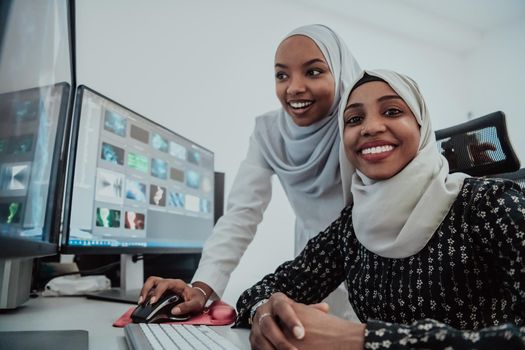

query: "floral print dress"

left=235, top=178, right=525, bottom=349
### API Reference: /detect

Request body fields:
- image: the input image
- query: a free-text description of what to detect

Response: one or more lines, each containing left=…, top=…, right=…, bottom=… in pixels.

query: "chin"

left=360, top=168, right=398, bottom=181
left=366, top=174, right=391, bottom=181
left=288, top=116, right=309, bottom=127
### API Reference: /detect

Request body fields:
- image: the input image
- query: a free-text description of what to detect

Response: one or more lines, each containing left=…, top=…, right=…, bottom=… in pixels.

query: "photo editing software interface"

left=0, top=84, right=68, bottom=240
left=68, top=87, right=215, bottom=249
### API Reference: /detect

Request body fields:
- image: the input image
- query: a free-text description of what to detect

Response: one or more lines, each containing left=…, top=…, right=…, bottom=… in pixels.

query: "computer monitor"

left=0, top=84, right=71, bottom=257
left=62, top=85, right=215, bottom=302
left=0, top=0, right=74, bottom=309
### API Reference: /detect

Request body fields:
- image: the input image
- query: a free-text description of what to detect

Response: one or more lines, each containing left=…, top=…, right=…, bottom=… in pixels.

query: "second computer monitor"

left=63, top=85, right=215, bottom=253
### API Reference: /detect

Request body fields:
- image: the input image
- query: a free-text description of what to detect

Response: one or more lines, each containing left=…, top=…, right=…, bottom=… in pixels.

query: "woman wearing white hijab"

left=235, top=70, right=525, bottom=349
left=138, top=24, right=362, bottom=320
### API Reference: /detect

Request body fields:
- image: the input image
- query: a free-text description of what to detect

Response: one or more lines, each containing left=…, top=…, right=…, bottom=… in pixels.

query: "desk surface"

left=0, top=296, right=250, bottom=349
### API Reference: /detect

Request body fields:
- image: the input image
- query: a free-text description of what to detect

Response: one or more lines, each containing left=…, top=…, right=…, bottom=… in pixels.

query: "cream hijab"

left=338, top=70, right=469, bottom=258
left=255, top=24, right=362, bottom=196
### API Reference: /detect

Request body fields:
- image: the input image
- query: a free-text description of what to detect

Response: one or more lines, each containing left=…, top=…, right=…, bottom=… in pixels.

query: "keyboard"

left=124, top=323, right=242, bottom=350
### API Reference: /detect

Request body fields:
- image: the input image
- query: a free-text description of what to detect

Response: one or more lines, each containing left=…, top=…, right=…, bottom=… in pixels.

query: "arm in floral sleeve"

left=365, top=319, right=525, bottom=349
left=234, top=207, right=353, bottom=327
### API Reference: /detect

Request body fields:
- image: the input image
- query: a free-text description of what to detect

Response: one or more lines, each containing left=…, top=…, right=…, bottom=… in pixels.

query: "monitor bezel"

left=61, top=85, right=215, bottom=255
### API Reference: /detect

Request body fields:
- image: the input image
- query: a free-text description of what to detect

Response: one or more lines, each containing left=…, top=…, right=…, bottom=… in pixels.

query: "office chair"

left=435, top=111, right=520, bottom=177
left=491, top=168, right=525, bottom=190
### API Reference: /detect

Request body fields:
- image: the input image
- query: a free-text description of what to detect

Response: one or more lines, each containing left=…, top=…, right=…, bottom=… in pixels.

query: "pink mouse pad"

left=113, top=300, right=237, bottom=327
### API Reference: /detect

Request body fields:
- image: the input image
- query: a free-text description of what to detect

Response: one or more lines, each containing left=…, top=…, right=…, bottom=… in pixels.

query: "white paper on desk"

left=42, top=275, right=111, bottom=296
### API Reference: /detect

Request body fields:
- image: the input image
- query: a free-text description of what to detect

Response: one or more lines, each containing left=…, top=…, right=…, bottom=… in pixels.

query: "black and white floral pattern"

left=235, top=178, right=525, bottom=349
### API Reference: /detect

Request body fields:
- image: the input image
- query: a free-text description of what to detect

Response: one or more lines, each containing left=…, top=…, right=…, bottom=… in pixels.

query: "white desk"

left=0, top=296, right=250, bottom=349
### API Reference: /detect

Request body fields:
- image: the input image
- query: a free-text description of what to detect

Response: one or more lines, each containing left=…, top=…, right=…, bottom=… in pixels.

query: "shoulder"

left=252, top=110, right=284, bottom=146
left=340, top=204, right=354, bottom=218
left=329, top=205, right=354, bottom=234
left=458, top=177, right=525, bottom=228
left=460, top=177, right=524, bottom=205
left=254, top=109, right=281, bottom=129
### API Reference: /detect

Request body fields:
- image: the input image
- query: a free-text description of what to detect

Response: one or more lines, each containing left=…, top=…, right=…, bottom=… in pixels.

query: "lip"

left=287, top=99, right=314, bottom=115
left=358, top=140, right=397, bottom=162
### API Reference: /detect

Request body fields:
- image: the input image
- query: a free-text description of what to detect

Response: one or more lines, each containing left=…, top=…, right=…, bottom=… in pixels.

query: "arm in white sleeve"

left=191, top=134, right=274, bottom=298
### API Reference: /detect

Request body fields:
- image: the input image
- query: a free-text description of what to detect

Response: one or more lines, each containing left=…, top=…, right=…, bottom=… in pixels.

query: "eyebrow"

left=344, top=95, right=403, bottom=111
left=275, top=58, right=327, bottom=69
left=378, top=95, right=403, bottom=102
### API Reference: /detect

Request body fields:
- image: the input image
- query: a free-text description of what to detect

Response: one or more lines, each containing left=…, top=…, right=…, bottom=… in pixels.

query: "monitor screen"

left=63, top=86, right=215, bottom=253
left=0, top=0, right=73, bottom=259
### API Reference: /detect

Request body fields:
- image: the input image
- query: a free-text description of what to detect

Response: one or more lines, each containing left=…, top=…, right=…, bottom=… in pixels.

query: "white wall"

left=465, top=18, right=525, bottom=164
left=75, top=0, right=524, bottom=306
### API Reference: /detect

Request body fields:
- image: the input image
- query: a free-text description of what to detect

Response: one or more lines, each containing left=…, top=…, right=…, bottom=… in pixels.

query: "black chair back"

left=492, top=168, right=525, bottom=190
left=435, top=111, right=520, bottom=176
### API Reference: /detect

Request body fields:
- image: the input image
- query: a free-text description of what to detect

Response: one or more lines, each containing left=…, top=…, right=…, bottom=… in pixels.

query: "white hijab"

left=338, top=70, right=469, bottom=258
left=254, top=24, right=362, bottom=196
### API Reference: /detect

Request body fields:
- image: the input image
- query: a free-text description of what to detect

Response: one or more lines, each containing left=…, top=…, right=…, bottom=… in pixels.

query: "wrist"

left=248, top=298, right=269, bottom=325
left=341, top=321, right=365, bottom=349
left=190, top=281, right=213, bottom=302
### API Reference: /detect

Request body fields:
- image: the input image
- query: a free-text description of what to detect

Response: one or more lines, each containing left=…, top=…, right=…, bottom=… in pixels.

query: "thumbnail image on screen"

left=151, top=158, right=168, bottom=179
left=187, top=150, right=200, bottom=165
left=200, top=198, right=211, bottom=214
left=100, top=142, right=124, bottom=165
left=12, top=98, right=39, bottom=122
left=185, top=170, right=200, bottom=189
left=128, top=152, right=149, bottom=173
left=96, top=207, right=121, bottom=228
left=126, top=179, right=146, bottom=202
left=9, top=135, right=34, bottom=154
left=169, top=141, right=186, bottom=160
left=0, top=202, right=23, bottom=224
left=0, top=163, right=31, bottom=193
left=168, top=191, right=185, bottom=208
left=130, top=125, right=149, bottom=143
left=170, top=167, right=184, bottom=182
left=95, top=168, right=124, bottom=204
left=124, top=211, right=145, bottom=230
left=67, top=86, right=215, bottom=251
left=149, top=184, right=166, bottom=206
left=152, top=133, right=168, bottom=153
left=104, top=110, right=127, bottom=137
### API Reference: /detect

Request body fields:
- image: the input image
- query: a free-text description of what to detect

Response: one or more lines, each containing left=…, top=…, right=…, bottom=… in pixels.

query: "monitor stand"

left=85, top=254, right=142, bottom=304
left=0, top=259, right=33, bottom=310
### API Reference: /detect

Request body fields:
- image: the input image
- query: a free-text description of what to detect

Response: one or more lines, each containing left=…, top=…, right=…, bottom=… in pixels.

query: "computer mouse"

left=131, top=292, right=190, bottom=323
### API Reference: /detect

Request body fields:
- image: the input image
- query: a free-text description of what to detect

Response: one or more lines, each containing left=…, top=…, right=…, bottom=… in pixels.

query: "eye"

left=384, top=108, right=402, bottom=117
left=307, top=69, right=322, bottom=77
left=275, top=72, right=288, bottom=80
left=344, top=114, right=363, bottom=126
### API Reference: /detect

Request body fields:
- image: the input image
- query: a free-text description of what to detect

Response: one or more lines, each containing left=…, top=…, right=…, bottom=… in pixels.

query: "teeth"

left=289, top=101, right=312, bottom=109
left=361, top=145, right=394, bottom=155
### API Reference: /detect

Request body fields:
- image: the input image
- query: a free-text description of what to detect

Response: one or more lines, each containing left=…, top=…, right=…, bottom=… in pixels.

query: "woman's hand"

left=250, top=292, right=365, bottom=350
left=286, top=302, right=366, bottom=350
left=138, top=277, right=210, bottom=316
left=250, top=292, right=330, bottom=350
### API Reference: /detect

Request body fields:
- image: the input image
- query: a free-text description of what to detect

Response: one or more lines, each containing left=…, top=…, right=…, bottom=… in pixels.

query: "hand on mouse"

left=139, top=277, right=213, bottom=316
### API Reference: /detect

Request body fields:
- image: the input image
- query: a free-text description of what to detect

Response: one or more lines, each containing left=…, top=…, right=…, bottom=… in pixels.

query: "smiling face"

left=343, top=81, right=420, bottom=180
left=274, top=35, right=336, bottom=127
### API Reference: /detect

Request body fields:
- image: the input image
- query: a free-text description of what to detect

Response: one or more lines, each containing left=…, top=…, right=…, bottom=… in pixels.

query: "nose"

left=361, top=115, right=386, bottom=136
left=286, top=76, right=307, bottom=96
